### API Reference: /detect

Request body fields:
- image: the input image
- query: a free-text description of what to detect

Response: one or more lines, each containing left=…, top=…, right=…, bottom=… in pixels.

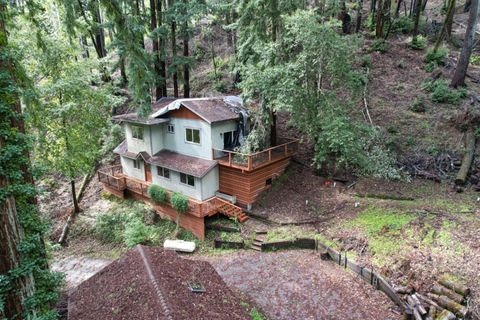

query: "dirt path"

left=51, top=256, right=112, bottom=290
left=200, top=250, right=402, bottom=320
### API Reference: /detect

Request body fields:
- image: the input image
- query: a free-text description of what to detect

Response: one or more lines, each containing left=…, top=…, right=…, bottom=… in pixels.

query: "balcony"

left=212, top=138, right=299, bottom=172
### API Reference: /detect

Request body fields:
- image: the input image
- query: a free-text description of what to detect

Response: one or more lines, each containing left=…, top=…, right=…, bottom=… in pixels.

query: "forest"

left=1, top=0, right=479, bottom=319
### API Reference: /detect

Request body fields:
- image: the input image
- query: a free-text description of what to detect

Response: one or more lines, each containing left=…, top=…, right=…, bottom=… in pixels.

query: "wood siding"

left=219, top=157, right=290, bottom=206
left=167, top=106, right=203, bottom=121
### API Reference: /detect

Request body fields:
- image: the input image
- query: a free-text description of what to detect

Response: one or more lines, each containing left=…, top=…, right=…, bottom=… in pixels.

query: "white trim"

left=184, top=127, right=201, bottom=145
left=179, top=173, right=196, bottom=188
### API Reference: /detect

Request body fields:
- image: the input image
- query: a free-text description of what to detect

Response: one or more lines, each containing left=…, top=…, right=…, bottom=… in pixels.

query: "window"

left=180, top=173, right=195, bottom=187
left=185, top=128, right=200, bottom=144
left=133, top=159, right=141, bottom=169
left=131, top=125, right=143, bottom=140
left=167, top=124, right=175, bottom=134
left=157, top=166, right=170, bottom=179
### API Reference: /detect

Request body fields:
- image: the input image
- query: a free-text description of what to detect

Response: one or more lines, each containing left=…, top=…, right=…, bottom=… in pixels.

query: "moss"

left=348, top=206, right=415, bottom=235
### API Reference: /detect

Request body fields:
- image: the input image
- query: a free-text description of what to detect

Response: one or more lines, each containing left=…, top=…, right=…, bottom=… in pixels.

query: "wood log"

left=426, top=305, right=436, bottom=320
left=394, top=285, right=413, bottom=295
left=407, top=295, right=424, bottom=320
left=417, top=293, right=444, bottom=312
left=431, top=294, right=468, bottom=318
left=432, top=284, right=464, bottom=304
left=455, top=129, right=476, bottom=186
left=436, top=309, right=456, bottom=320
left=411, top=294, right=427, bottom=315
left=439, top=279, right=471, bottom=297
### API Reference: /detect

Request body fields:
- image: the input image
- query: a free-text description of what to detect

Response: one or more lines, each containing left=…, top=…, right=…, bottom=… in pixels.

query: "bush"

left=424, top=47, right=448, bottom=65
left=148, top=184, right=167, bottom=203
left=410, top=96, right=426, bottom=112
left=95, top=212, right=126, bottom=243
left=171, top=192, right=189, bottom=213
left=124, top=220, right=159, bottom=247
left=423, top=79, right=466, bottom=104
left=370, top=39, right=388, bottom=53
left=409, top=35, right=427, bottom=50
left=391, top=16, right=414, bottom=34
left=470, top=54, right=480, bottom=66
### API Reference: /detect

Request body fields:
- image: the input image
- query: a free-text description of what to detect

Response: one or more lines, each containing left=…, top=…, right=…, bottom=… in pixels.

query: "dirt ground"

left=199, top=250, right=401, bottom=320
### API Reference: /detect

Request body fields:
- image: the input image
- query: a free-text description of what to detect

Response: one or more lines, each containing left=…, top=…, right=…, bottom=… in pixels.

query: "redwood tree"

left=451, top=0, right=479, bottom=87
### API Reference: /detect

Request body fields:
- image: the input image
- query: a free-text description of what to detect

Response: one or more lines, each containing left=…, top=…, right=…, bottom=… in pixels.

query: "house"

left=98, top=96, right=298, bottom=239
left=68, top=245, right=252, bottom=320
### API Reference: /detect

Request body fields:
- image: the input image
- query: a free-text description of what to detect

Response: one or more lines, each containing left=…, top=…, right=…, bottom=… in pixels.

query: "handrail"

left=212, top=138, right=299, bottom=171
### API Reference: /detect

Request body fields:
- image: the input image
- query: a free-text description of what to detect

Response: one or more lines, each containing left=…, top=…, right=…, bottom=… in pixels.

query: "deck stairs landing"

left=251, top=231, right=267, bottom=251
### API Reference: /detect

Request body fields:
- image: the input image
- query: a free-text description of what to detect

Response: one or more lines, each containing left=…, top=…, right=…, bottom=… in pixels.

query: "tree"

left=450, top=0, right=479, bottom=88
left=150, top=0, right=167, bottom=99
left=1, top=2, right=61, bottom=319
left=412, top=0, right=423, bottom=39
left=433, top=0, right=456, bottom=52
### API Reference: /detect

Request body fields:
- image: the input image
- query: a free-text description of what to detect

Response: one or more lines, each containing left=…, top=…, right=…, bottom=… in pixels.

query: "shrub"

left=171, top=192, right=189, bottom=213
left=424, top=47, right=448, bottom=65
left=423, top=79, right=466, bottom=104
left=148, top=184, right=167, bottom=204
left=124, top=220, right=159, bottom=247
left=410, top=96, right=426, bottom=112
left=95, top=213, right=126, bottom=243
left=409, top=35, right=427, bottom=50
left=370, top=39, right=388, bottom=53
left=391, top=16, right=414, bottom=34
left=470, top=54, right=480, bottom=66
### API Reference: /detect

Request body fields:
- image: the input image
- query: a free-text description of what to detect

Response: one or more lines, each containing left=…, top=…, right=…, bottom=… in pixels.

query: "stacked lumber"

left=396, top=279, right=471, bottom=320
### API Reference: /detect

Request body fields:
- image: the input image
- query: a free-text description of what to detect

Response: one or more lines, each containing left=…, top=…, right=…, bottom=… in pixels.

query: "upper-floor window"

left=180, top=173, right=195, bottom=187
left=167, top=124, right=175, bottom=134
left=131, top=125, right=143, bottom=140
left=157, top=166, right=170, bottom=179
left=133, top=159, right=141, bottom=169
left=185, top=128, right=200, bottom=144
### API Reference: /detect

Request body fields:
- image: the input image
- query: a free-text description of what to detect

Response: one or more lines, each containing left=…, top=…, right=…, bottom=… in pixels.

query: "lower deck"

left=98, top=166, right=246, bottom=240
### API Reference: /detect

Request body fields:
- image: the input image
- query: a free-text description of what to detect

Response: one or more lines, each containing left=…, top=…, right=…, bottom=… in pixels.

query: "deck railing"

left=97, top=165, right=126, bottom=190
left=212, top=138, right=299, bottom=171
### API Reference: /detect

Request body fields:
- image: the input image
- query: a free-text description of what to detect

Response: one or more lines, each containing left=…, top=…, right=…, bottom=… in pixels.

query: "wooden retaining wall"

left=219, top=157, right=290, bottom=207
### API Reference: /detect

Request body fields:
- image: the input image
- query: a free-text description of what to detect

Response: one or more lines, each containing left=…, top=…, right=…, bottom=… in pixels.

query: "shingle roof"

left=149, top=150, right=218, bottom=178
left=150, top=96, right=245, bottom=124
left=68, top=246, right=250, bottom=320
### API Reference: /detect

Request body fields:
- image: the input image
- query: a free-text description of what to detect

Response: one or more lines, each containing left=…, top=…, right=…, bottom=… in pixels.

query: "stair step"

left=251, top=246, right=262, bottom=252
left=256, top=235, right=266, bottom=241
left=253, top=240, right=263, bottom=245
left=238, top=216, right=249, bottom=223
left=255, top=230, right=267, bottom=235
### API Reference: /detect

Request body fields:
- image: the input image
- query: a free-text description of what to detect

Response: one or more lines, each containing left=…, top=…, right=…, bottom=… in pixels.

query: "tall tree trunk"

left=270, top=111, right=277, bottom=146
left=0, top=5, right=36, bottom=318
left=71, top=180, right=80, bottom=214
left=171, top=20, right=178, bottom=98
left=434, top=0, right=456, bottom=52
left=395, top=0, right=403, bottom=17
left=80, top=36, right=90, bottom=58
left=226, top=9, right=233, bottom=47
left=356, top=0, right=363, bottom=32
left=412, top=0, right=423, bottom=38
left=150, top=0, right=162, bottom=100
left=157, top=0, right=167, bottom=97
left=182, top=0, right=189, bottom=98
left=92, top=0, right=106, bottom=58
left=120, top=56, right=128, bottom=85
left=450, top=0, right=479, bottom=87
left=370, top=0, right=377, bottom=14
left=422, top=0, right=428, bottom=11
left=464, top=0, right=472, bottom=12
left=271, top=0, right=278, bottom=42
left=375, top=0, right=385, bottom=37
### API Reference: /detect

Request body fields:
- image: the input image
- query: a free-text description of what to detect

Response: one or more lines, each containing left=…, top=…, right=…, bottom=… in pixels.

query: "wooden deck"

left=98, top=165, right=246, bottom=228
left=212, top=139, right=298, bottom=172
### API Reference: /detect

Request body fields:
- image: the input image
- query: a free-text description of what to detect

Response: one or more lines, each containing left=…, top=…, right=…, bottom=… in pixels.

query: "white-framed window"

left=180, top=173, right=195, bottom=187
left=185, top=128, right=200, bottom=144
left=167, top=124, right=175, bottom=134
left=157, top=166, right=170, bottom=179
left=133, top=159, right=141, bottom=169
left=131, top=125, right=144, bottom=140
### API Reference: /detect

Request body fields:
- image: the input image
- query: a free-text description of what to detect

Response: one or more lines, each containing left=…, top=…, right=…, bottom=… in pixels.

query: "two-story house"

left=98, top=96, right=298, bottom=239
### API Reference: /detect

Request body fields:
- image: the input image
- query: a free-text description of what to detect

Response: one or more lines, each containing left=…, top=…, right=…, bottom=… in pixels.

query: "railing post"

left=284, top=144, right=288, bottom=156
left=228, top=152, right=232, bottom=166
left=248, top=155, right=252, bottom=170
left=268, top=149, right=272, bottom=162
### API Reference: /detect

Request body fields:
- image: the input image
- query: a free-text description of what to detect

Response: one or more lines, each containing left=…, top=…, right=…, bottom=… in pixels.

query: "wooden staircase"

left=217, top=202, right=249, bottom=223
left=251, top=231, right=267, bottom=251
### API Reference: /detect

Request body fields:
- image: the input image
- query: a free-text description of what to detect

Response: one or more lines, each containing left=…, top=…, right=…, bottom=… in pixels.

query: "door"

left=144, top=161, right=152, bottom=182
